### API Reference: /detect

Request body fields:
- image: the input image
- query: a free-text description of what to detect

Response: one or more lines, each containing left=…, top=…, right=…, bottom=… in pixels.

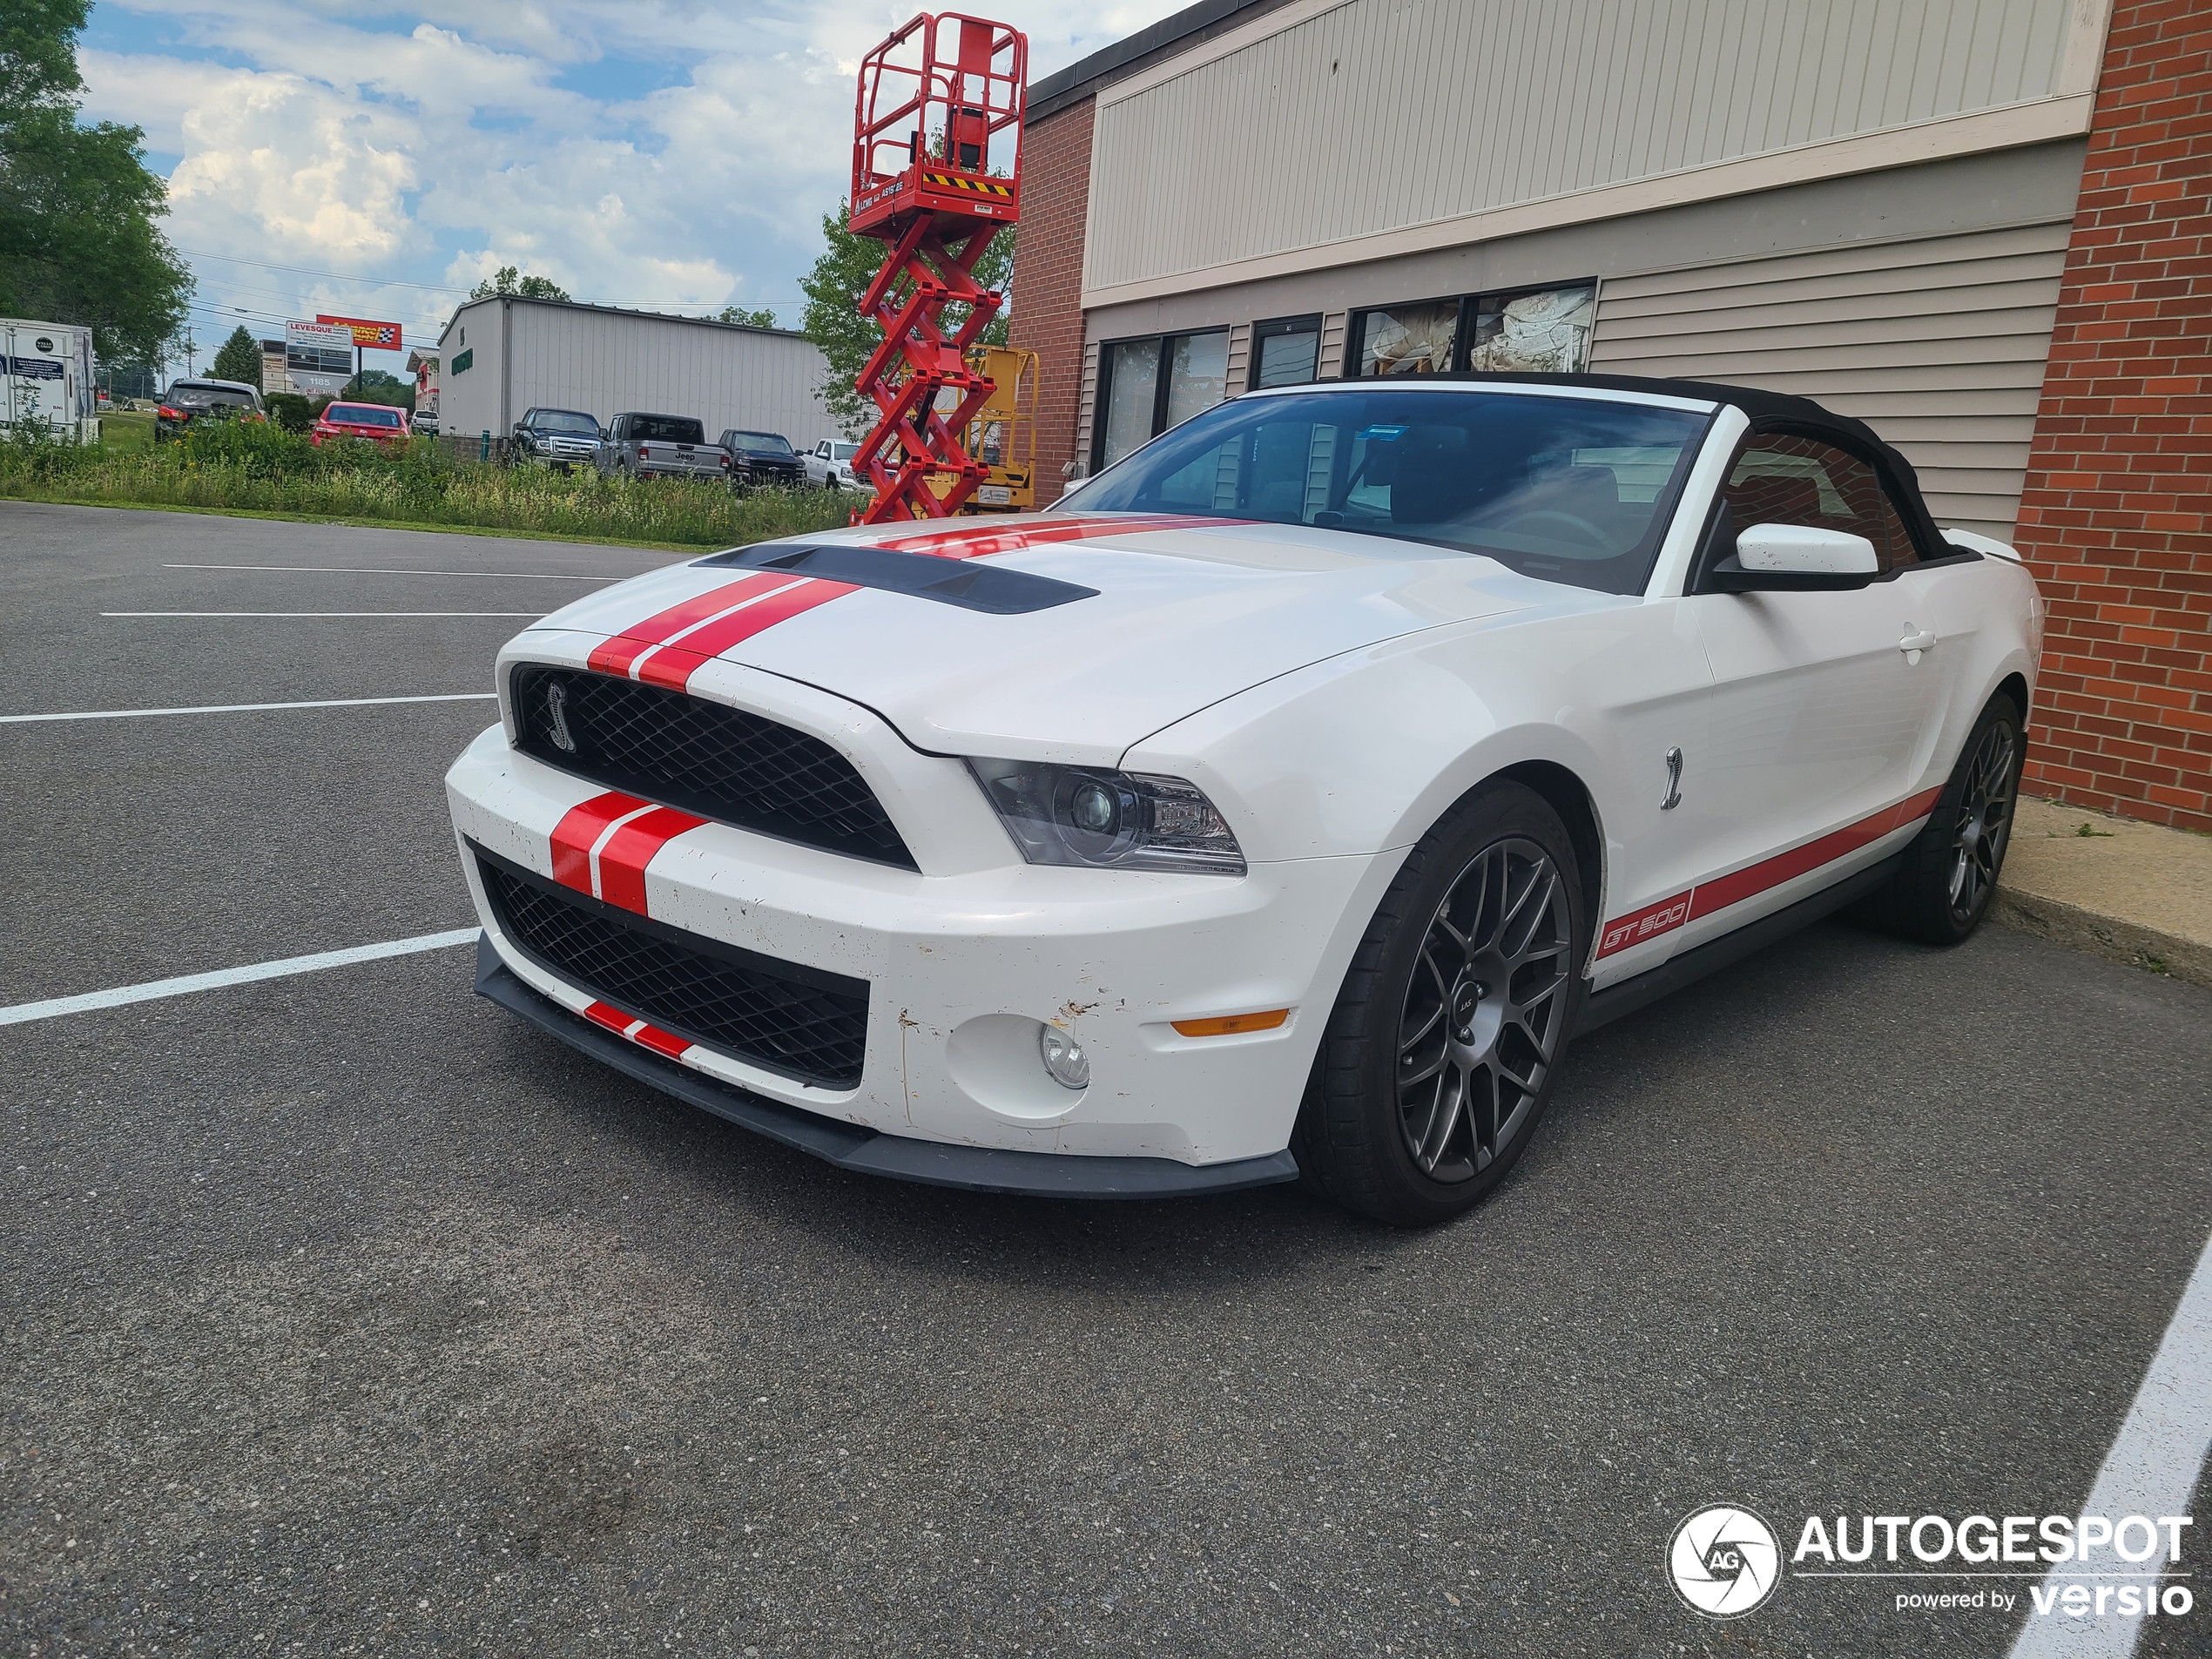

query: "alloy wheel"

left=1395, top=837, right=1573, bottom=1183
left=1948, top=721, right=2018, bottom=923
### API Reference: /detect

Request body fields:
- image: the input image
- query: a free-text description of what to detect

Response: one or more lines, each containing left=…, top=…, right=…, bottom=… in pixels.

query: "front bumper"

left=446, top=656, right=1392, bottom=1181
left=474, top=937, right=1298, bottom=1197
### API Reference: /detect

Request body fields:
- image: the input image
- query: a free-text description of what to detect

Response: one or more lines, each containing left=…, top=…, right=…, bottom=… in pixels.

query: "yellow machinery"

left=921, top=345, right=1038, bottom=514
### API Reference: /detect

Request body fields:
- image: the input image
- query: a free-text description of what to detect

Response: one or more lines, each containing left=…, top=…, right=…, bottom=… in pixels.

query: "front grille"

left=475, top=846, right=869, bottom=1089
left=509, top=664, right=915, bottom=869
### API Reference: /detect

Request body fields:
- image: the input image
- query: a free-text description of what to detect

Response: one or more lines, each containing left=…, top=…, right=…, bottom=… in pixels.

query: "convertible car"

left=446, top=374, right=2040, bottom=1225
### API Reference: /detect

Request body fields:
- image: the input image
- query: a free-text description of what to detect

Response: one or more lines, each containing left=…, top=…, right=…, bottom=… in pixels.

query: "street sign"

left=315, top=314, right=403, bottom=350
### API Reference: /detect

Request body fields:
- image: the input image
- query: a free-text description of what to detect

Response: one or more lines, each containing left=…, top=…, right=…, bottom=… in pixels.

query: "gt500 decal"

left=1599, top=893, right=1692, bottom=956
left=1595, top=786, right=1946, bottom=959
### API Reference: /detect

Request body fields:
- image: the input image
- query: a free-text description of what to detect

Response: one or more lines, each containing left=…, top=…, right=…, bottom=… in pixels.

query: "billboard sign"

left=316, top=314, right=403, bottom=350
left=285, top=320, right=355, bottom=395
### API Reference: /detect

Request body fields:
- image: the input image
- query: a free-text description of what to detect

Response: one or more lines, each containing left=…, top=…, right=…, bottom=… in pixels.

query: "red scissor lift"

left=847, top=13, right=1025, bottom=523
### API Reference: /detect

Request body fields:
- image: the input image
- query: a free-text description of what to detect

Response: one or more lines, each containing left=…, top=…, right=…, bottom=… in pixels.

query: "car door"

left=1680, top=430, right=1954, bottom=949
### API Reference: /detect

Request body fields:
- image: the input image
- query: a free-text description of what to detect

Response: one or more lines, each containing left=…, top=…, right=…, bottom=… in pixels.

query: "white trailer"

left=435, top=296, right=834, bottom=457
left=3, top=319, right=97, bottom=440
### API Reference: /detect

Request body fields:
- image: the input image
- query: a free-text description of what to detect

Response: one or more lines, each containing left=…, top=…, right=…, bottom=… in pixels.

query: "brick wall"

left=1007, top=97, right=1094, bottom=507
left=2014, top=0, right=2212, bottom=833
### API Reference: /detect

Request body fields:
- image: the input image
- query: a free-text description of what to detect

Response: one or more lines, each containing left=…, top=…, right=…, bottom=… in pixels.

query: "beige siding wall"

left=1588, top=220, right=2070, bottom=537
left=1087, top=0, right=2079, bottom=294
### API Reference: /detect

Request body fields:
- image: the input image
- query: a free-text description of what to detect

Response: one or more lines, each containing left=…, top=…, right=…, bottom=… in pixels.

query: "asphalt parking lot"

left=4, top=499, right=2209, bottom=1657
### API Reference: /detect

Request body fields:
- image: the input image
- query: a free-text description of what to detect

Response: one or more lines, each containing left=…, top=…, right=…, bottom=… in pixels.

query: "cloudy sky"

left=80, top=0, right=1186, bottom=368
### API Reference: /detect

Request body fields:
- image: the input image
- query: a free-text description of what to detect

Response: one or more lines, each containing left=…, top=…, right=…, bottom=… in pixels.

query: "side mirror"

left=1709, top=523, right=1879, bottom=591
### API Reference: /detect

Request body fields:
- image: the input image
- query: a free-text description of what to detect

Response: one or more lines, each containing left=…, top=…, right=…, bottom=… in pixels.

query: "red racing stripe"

left=633, top=578, right=860, bottom=691
left=586, top=571, right=790, bottom=679
left=594, top=804, right=709, bottom=913
left=582, top=1001, right=691, bottom=1058
left=550, top=790, right=652, bottom=894
left=876, top=514, right=1233, bottom=558
left=1685, top=786, right=1944, bottom=922
left=1595, top=786, right=1946, bottom=958
left=583, top=516, right=1236, bottom=697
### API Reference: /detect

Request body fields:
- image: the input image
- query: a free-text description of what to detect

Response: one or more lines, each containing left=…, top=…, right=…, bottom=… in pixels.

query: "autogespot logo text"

left=1669, top=1504, right=1783, bottom=1618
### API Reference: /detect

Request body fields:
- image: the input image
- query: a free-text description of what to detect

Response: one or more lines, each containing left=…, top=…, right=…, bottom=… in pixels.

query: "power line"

left=176, top=246, right=802, bottom=314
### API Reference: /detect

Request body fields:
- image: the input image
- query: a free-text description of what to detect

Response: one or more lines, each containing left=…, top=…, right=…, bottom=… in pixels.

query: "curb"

left=1990, top=887, right=2212, bottom=990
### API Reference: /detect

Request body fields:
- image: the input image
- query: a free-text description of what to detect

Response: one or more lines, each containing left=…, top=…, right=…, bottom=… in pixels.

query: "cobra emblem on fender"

left=545, top=679, right=576, bottom=753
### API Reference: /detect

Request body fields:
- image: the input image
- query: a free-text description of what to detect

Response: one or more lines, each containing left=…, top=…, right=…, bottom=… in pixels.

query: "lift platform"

left=846, top=13, right=1026, bottom=523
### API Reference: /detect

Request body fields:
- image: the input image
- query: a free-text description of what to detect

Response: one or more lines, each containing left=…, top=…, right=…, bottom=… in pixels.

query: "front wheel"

left=1852, top=692, right=2026, bottom=946
left=1294, top=782, right=1586, bottom=1227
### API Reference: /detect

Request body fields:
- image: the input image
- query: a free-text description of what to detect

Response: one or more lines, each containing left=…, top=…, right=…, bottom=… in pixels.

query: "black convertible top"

left=1329, top=369, right=1948, bottom=553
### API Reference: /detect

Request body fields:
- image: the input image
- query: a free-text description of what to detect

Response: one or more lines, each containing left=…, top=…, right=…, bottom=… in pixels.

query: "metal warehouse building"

left=435, top=295, right=837, bottom=454
left=1010, top=0, right=2212, bottom=834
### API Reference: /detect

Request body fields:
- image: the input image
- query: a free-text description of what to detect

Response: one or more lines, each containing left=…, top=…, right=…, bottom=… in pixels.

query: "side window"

left=1723, top=432, right=1918, bottom=570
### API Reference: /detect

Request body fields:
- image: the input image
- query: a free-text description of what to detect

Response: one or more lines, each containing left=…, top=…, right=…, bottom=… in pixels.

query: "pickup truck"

left=510, top=407, right=603, bottom=473
left=718, top=428, right=806, bottom=492
left=598, top=413, right=732, bottom=482
left=803, top=437, right=863, bottom=489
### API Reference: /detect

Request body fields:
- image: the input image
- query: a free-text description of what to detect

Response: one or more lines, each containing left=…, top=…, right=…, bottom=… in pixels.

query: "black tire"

left=1851, top=691, right=2027, bottom=946
left=1293, top=781, right=1587, bottom=1227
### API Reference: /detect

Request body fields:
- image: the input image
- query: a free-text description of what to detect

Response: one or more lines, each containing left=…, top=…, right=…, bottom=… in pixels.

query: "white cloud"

left=79, top=0, right=1192, bottom=355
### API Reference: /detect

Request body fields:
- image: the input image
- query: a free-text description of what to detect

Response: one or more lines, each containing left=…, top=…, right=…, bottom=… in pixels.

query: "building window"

left=1350, top=282, right=1596, bottom=378
left=1250, top=315, right=1323, bottom=389
left=1094, top=328, right=1231, bottom=469
left=1353, top=299, right=1460, bottom=377
left=1465, top=285, right=1597, bottom=373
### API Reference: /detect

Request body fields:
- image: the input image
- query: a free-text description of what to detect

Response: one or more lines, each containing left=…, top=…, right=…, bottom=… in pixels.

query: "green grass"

left=99, top=410, right=155, bottom=455
left=2, top=419, right=854, bottom=548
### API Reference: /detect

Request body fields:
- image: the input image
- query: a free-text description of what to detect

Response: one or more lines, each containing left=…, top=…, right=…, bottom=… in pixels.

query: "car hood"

left=522, top=514, right=1599, bottom=759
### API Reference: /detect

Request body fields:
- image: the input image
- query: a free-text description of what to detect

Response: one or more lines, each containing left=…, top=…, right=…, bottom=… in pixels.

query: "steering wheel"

left=1498, top=509, right=1609, bottom=550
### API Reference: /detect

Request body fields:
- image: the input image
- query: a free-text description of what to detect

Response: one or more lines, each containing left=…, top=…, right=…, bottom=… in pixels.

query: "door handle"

left=1899, top=626, right=1936, bottom=664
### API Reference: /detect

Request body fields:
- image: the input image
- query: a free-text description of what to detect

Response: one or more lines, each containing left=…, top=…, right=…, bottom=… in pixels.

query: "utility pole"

left=184, top=326, right=196, bottom=375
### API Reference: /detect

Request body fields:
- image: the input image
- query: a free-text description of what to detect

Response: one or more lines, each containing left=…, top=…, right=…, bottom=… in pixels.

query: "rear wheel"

left=1852, top=691, right=2025, bottom=946
left=1295, top=782, right=1586, bottom=1226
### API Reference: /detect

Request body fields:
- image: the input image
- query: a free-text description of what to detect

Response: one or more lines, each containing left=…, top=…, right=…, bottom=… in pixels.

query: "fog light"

left=1038, top=1025, right=1090, bottom=1091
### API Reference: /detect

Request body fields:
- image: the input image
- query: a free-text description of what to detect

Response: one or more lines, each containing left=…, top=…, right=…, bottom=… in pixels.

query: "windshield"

left=535, top=410, right=598, bottom=435
left=327, top=403, right=402, bottom=428
left=169, top=384, right=254, bottom=408
left=833, top=442, right=859, bottom=460
left=633, top=415, right=704, bottom=443
left=1060, top=387, right=1712, bottom=595
left=725, top=431, right=792, bottom=455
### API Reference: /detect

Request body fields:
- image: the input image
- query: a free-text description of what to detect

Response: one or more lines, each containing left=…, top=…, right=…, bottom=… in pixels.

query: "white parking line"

left=163, top=563, right=628, bottom=580
left=102, top=611, right=545, bottom=618
left=0, top=930, right=482, bottom=1027
left=0, top=693, right=496, bottom=724
left=2009, top=1225, right=2212, bottom=1658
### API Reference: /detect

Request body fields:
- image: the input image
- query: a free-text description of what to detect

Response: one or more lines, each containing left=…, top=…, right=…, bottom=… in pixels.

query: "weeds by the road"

left=0, top=419, right=852, bottom=547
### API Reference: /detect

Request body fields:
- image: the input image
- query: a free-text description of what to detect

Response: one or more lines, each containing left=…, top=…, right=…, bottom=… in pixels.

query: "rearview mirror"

left=1709, top=523, right=1879, bottom=592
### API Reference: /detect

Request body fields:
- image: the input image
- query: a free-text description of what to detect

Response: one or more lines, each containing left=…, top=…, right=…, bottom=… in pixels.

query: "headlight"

left=967, top=759, right=1245, bottom=875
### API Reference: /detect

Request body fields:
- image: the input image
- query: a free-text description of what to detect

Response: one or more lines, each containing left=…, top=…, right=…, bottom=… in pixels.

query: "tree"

left=469, top=265, right=570, bottom=302
left=797, top=203, right=1013, bottom=436
left=717, top=305, right=780, bottom=328
left=0, top=0, right=192, bottom=362
left=210, top=324, right=260, bottom=389
left=345, top=368, right=414, bottom=411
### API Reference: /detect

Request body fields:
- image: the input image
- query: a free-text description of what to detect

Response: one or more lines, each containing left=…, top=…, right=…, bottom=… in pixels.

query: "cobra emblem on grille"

left=545, top=679, right=576, bottom=753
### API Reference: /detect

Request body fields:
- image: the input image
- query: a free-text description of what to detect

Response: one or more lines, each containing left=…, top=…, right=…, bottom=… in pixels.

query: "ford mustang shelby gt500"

left=447, top=374, right=2040, bottom=1225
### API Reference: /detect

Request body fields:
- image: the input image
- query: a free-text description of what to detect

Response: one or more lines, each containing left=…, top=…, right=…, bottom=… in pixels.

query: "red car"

left=311, top=401, right=411, bottom=448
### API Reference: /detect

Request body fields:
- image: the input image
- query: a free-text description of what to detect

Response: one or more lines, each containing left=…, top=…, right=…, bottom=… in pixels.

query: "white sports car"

left=446, top=374, right=2041, bottom=1224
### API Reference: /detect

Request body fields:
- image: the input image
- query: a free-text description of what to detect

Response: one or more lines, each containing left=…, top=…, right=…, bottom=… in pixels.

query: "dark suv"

left=510, top=408, right=603, bottom=473
left=156, top=379, right=263, bottom=442
left=599, top=413, right=732, bottom=481
left=718, top=429, right=806, bottom=492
